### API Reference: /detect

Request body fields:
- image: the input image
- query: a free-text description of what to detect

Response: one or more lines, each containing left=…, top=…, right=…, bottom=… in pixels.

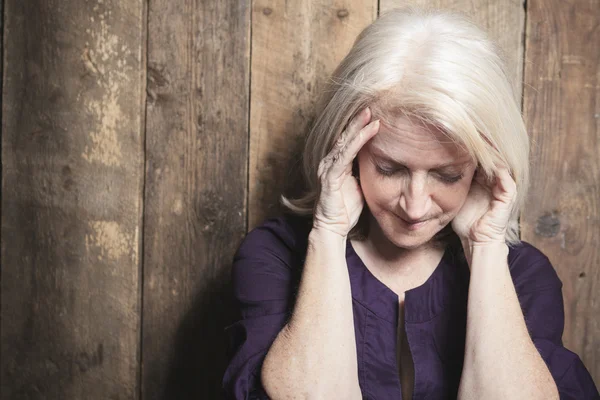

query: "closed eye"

left=375, top=165, right=406, bottom=176
left=437, top=173, right=464, bottom=184
left=376, top=165, right=463, bottom=184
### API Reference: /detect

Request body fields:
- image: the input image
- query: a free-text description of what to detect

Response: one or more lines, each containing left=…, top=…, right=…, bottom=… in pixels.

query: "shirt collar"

left=345, top=239, right=469, bottom=324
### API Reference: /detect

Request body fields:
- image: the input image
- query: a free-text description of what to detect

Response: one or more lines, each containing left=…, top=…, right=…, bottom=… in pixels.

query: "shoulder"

left=234, top=212, right=313, bottom=267
left=230, top=213, right=312, bottom=305
left=507, top=241, right=563, bottom=293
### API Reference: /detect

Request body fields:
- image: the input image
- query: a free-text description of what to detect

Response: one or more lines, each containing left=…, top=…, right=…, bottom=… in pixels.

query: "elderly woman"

left=222, top=6, right=599, bottom=400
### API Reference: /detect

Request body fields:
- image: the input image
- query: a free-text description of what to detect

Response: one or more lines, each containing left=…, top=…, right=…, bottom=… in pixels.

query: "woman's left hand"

left=451, top=166, right=517, bottom=246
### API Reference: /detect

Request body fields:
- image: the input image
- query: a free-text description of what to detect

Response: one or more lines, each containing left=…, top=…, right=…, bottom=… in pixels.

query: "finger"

left=492, top=168, right=516, bottom=200
left=333, top=108, right=372, bottom=154
left=327, top=119, right=380, bottom=178
left=347, top=107, right=372, bottom=137
left=320, top=107, right=375, bottom=175
left=499, top=167, right=516, bottom=188
left=473, top=170, right=493, bottom=193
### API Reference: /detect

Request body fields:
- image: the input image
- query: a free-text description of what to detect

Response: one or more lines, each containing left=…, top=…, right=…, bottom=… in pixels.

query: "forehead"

left=368, top=116, right=471, bottom=166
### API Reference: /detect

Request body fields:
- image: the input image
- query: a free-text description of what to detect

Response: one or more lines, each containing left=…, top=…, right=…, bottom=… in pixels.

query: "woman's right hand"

left=312, top=107, right=380, bottom=238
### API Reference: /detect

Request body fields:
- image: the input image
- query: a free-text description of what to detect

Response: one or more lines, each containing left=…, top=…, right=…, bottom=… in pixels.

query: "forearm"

left=261, top=228, right=361, bottom=399
left=458, top=242, right=558, bottom=400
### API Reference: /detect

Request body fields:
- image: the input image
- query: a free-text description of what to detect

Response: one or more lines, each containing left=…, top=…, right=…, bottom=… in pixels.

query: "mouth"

left=395, top=215, right=430, bottom=230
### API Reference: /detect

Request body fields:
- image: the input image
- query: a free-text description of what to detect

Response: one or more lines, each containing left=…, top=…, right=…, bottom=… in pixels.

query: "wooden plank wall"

left=143, top=1, right=250, bottom=399
left=1, top=0, right=598, bottom=398
left=248, top=0, right=377, bottom=228
left=521, top=0, right=600, bottom=379
left=1, top=0, right=146, bottom=398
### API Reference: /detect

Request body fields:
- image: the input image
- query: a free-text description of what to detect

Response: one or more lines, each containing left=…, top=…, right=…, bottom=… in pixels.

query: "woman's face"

left=357, top=115, right=477, bottom=251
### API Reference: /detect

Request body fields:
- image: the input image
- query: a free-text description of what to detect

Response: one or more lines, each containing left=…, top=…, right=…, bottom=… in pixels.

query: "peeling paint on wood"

left=1, top=0, right=145, bottom=398
left=86, top=220, right=134, bottom=262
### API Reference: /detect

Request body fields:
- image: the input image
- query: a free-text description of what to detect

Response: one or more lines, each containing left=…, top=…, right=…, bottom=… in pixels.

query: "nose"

left=399, top=173, right=432, bottom=221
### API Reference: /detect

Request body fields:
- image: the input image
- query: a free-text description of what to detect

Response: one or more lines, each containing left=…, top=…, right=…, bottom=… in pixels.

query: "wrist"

left=470, top=241, right=509, bottom=255
left=460, top=237, right=508, bottom=267
left=469, top=242, right=509, bottom=270
left=459, top=234, right=507, bottom=249
left=309, top=227, right=347, bottom=246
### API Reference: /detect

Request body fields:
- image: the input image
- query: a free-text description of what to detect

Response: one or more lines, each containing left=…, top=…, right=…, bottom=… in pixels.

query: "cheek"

left=362, top=180, right=391, bottom=206
left=359, top=177, right=399, bottom=215
left=357, top=158, right=386, bottom=197
left=435, top=184, right=471, bottom=214
left=361, top=173, right=397, bottom=201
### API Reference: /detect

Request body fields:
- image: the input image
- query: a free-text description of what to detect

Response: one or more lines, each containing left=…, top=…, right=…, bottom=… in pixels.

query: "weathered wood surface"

left=142, top=1, right=250, bottom=399
left=1, top=0, right=146, bottom=398
left=381, top=0, right=525, bottom=107
left=248, top=0, right=377, bottom=230
left=521, top=0, right=600, bottom=384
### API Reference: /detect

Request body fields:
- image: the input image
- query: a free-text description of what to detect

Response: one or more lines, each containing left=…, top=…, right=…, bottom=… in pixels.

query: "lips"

left=396, top=215, right=428, bottom=224
left=395, top=214, right=430, bottom=230
left=402, top=218, right=428, bottom=224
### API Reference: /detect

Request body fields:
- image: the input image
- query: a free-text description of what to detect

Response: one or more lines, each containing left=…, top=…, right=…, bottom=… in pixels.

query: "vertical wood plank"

left=380, top=0, right=525, bottom=108
left=521, top=0, right=600, bottom=383
left=249, top=0, right=377, bottom=230
left=143, top=1, right=250, bottom=399
left=1, top=0, right=146, bottom=398
left=0, top=0, right=2, bottom=307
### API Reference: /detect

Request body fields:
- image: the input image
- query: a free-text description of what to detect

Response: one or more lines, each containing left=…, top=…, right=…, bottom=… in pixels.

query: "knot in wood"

left=337, top=9, right=349, bottom=19
left=535, top=212, right=560, bottom=237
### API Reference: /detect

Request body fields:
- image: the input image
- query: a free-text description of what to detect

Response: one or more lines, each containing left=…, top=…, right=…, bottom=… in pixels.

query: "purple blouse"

left=222, top=213, right=599, bottom=399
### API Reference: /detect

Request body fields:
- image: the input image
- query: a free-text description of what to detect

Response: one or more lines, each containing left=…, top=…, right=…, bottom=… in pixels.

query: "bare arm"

left=457, top=242, right=559, bottom=400
left=260, top=228, right=362, bottom=399
left=260, top=107, right=377, bottom=399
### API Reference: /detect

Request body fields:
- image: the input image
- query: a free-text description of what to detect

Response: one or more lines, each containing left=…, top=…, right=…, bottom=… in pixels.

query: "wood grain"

left=1, top=0, right=146, bottom=398
left=521, top=0, right=600, bottom=383
left=381, top=0, right=525, bottom=108
left=143, top=1, right=250, bottom=399
left=248, top=0, right=377, bottom=230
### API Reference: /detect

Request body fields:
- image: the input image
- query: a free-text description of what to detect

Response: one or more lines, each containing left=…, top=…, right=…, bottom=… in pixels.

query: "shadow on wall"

left=159, top=118, right=310, bottom=399
left=160, top=265, right=236, bottom=400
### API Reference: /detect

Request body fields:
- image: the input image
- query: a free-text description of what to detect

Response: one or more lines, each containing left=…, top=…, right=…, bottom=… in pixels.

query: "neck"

left=365, top=214, right=445, bottom=275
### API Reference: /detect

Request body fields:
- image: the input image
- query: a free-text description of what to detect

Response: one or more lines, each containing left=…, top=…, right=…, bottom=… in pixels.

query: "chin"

left=387, top=232, right=435, bottom=250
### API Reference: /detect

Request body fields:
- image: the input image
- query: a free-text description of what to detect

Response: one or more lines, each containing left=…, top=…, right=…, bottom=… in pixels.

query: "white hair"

left=281, top=5, right=529, bottom=245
